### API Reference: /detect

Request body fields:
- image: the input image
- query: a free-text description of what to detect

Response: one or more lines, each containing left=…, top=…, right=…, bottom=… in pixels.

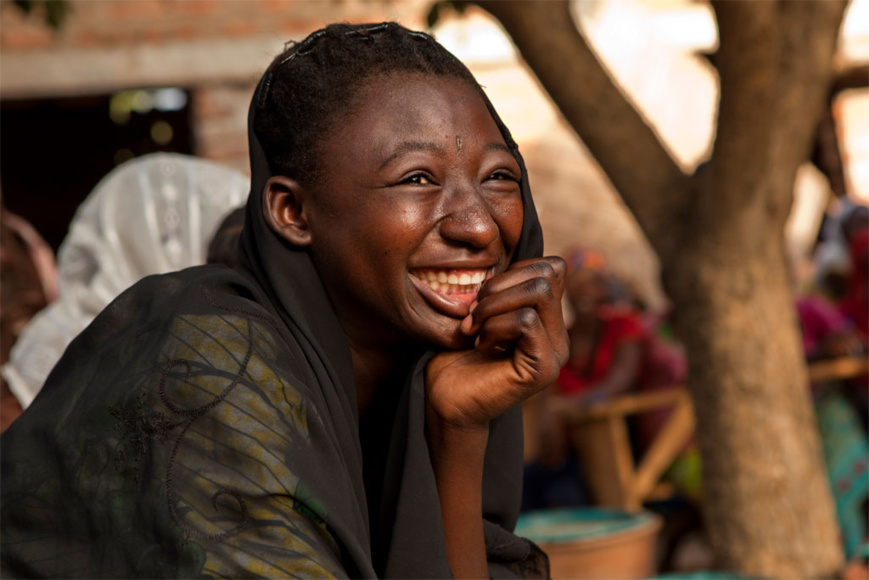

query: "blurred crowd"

left=520, top=198, right=869, bottom=573
left=1, top=153, right=248, bottom=430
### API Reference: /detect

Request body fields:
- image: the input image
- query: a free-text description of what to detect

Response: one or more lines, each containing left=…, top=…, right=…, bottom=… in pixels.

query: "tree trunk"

left=475, top=1, right=849, bottom=576
left=667, top=226, right=842, bottom=578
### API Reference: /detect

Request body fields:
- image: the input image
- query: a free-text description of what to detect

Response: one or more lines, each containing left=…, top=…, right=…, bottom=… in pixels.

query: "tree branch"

left=768, top=1, right=847, bottom=224
left=706, top=1, right=846, bottom=230
left=475, top=0, right=689, bottom=258
left=831, top=64, right=869, bottom=97
left=708, top=1, right=779, bottom=212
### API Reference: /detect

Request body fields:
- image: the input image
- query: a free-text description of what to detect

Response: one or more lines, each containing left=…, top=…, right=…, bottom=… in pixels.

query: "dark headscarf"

left=1, top=23, right=545, bottom=579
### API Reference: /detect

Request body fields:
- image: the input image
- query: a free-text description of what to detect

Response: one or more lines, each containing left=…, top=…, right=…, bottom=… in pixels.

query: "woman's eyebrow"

left=485, top=142, right=512, bottom=154
left=379, top=141, right=442, bottom=170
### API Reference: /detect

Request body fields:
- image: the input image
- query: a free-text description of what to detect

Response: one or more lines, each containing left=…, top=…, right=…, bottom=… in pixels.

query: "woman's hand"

left=426, top=256, right=570, bottom=430
left=425, top=257, right=568, bottom=579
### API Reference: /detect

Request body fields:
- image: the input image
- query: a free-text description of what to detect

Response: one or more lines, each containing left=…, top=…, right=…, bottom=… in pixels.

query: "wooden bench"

left=808, top=355, right=869, bottom=382
left=535, top=355, right=868, bottom=512
left=550, top=388, right=694, bottom=512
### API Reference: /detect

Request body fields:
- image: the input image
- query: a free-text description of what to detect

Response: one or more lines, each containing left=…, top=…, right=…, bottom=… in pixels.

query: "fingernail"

left=461, top=315, right=473, bottom=333
left=474, top=335, right=481, bottom=348
left=469, top=300, right=478, bottom=313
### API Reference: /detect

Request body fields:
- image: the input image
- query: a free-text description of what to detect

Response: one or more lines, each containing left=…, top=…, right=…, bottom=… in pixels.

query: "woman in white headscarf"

left=2, top=153, right=248, bottom=410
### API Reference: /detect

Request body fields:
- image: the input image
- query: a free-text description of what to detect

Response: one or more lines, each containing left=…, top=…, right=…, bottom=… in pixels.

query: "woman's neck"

left=349, top=340, right=421, bottom=416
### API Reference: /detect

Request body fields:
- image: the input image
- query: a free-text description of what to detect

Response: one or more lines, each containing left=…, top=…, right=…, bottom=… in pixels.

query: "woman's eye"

left=487, top=171, right=519, bottom=183
left=401, top=174, right=435, bottom=186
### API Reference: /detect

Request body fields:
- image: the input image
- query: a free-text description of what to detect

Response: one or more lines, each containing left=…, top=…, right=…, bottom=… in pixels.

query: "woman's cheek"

left=496, top=198, right=524, bottom=249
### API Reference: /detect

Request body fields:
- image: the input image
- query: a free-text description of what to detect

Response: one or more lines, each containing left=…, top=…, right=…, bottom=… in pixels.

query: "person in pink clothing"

left=556, top=247, right=645, bottom=405
left=523, top=247, right=645, bottom=510
left=797, top=294, right=863, bottom=362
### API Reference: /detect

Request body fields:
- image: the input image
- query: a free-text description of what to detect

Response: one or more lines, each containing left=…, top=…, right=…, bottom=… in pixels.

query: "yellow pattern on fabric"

left=149, top=314, right=343, bottom=578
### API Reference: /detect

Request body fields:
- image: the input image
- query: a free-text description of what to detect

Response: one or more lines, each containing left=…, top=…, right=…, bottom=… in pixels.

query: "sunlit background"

left=1, top=0, right=867, bottom=307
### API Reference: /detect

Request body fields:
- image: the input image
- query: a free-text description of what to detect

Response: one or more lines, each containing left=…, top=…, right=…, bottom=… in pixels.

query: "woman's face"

left=304, top=73, right=524, bottom=350
left=566, top=269, right=607, bottom=316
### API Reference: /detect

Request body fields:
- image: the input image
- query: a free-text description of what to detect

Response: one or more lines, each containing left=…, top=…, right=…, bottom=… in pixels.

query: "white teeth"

left=415, top=269, right=489, bottom=294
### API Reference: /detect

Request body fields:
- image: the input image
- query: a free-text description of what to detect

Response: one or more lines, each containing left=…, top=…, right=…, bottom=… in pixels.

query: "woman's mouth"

left=410, top=268, right=495, bottom=318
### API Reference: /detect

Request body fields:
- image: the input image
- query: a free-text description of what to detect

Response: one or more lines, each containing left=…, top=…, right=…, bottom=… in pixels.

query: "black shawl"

left=1, top=55, right=547, bottom=579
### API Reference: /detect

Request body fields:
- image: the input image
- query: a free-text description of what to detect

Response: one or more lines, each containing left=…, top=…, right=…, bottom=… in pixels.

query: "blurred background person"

left=0, top=205, right=57, bottom=431
left=1, top=153, right=248, bottom=431
left=522, top=246, right=646, bottom=511
left=557, top=247, right=646, bottom=406
left=837, top=204, right=869, bottom=343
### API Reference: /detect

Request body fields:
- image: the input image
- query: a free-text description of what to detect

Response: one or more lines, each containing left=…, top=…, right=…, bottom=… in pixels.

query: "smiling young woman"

left=1, top=23, right=567, bottom=579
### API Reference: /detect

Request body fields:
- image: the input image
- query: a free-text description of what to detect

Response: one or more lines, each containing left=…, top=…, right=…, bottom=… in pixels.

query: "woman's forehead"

left=323, top=74, right=505, bottom=158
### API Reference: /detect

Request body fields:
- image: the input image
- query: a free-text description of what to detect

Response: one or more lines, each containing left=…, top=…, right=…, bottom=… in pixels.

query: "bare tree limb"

left=475, top=0, right=689, bottom=257
left=705, top=1, right=846, bottom=233
left=707, top=1, right=778, bottom=214
left=768, top=0, right=848, bottom=224
left=831, top=64, right=869, bottom=96
left=813, top=64, right=867, bottom=197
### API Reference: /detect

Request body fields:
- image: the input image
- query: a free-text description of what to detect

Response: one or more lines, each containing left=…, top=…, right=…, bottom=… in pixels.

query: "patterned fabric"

left=563, top=246, right=606, bottom=274
left=796, top=295, right=850, bottom=358
left=2, top=273, right=346, bottom=577
left=557, top=307, right=645, bottom=396
left=817, top=390, right=869, bottom=559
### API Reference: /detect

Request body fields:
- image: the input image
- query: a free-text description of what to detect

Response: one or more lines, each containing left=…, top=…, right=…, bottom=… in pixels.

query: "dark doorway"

left=1, top=88, right=194, bottom=252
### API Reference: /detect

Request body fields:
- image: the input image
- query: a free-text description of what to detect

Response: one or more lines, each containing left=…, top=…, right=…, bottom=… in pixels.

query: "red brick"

left=141, top=27, right=168, bottom=43
left=173, top=24, right=200, bottom=40
left=173, top=0, right=219, bottom=17
left=259, top=0, right=292, bottom=13
left=280, top=18, right=323, bottom=36
left=72, top=29, right=104, bottom=48
left=221, top=20, right=257, bottom=38
left=109, top=0, right=166, bottom=20
left=0, top=27, right=55, bottom=50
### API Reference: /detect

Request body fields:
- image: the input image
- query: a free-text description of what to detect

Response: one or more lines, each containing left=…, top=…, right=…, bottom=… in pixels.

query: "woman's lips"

left=410, top=267, right=494, bottom=318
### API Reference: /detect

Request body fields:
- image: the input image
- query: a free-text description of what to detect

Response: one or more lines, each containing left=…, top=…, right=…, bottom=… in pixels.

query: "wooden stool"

left=553, top=389, right=695, bottom=511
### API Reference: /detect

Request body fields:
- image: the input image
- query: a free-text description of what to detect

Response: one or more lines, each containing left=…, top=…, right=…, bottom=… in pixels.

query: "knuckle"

left=547, top=256, right=567, bottom=277
left=531, top=260, right=556, bottom=280
left=516, top=307, right=540, bottom=330
left=525, top=276, right=554, bottom=300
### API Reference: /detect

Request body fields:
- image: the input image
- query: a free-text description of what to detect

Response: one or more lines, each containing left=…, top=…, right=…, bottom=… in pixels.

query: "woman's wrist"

left=425, top=402, right=490, bottom=579
left=426, top=398, right=490, bottom=444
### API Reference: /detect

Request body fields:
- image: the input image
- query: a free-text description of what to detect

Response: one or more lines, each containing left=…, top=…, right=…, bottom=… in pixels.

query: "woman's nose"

left=438, top=187, right=499, bottom=249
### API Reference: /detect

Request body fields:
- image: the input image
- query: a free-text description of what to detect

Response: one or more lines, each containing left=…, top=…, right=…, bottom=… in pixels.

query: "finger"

left=481, top=256, right=566, bottom=303
left=474, top=309, right=535, bottom=351
left=460, top=257, right=564, bottom=333
left=464, top=277, right=568, bottom=358
left=474, top=309, right=561, bottom=386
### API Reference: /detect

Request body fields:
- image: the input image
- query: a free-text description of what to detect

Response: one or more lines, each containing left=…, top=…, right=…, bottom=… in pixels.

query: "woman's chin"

left=416, top=317, right=475, bottom=351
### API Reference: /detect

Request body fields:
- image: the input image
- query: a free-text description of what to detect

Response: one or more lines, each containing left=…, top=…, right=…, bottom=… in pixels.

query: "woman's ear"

left=263, top=175, right=312, bottom=247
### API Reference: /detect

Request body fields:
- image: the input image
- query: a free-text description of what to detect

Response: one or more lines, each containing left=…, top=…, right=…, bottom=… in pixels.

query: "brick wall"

left=0, top=0, right=427, bottom=51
